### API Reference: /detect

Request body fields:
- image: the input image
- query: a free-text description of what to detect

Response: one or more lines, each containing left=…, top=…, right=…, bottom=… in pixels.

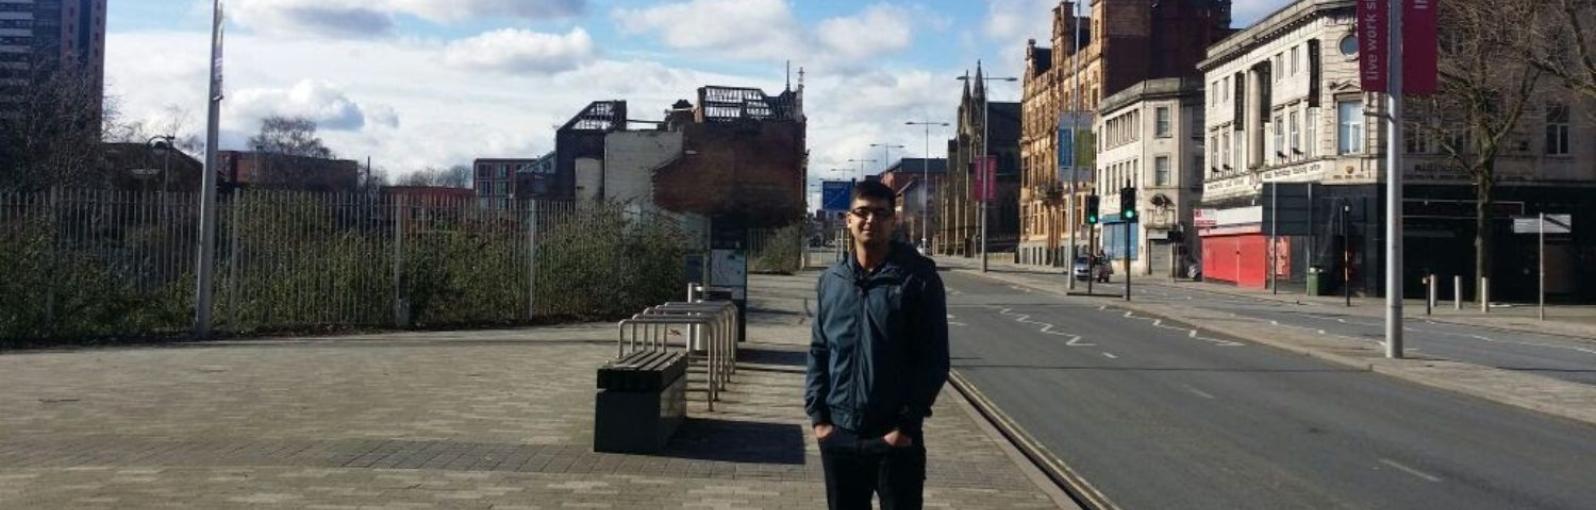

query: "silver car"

left=1071, top=256, right=1111, bottom=282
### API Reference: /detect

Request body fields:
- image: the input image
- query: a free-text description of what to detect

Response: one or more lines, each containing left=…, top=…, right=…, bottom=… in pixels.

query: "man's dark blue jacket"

left=806, top=241, right=950, bottom=436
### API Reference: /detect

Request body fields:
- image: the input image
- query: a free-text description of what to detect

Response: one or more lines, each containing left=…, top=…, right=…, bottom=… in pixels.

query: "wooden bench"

left=593, top=351, right=688, bottom=454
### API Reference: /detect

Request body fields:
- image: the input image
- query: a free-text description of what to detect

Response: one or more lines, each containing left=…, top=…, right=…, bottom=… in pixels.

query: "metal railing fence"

left=0, top=188, right=691, bottom=343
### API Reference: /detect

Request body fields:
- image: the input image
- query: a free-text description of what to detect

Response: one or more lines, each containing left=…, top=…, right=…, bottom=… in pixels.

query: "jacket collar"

left=829, top=242, right=916, bottom=282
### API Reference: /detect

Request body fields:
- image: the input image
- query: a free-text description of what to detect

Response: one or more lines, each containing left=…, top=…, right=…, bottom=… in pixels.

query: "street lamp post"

left=848, top=158, right=877, bottom=182
left=869, top=143, right=905, bottom=173
left=906, top=121, right=949, bottom=251
left=958, top=68, right=1018, bottom=273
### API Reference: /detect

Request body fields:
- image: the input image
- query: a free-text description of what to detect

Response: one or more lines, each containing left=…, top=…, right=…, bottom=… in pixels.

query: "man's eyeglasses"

left=850, top=207, right=894, bottom=221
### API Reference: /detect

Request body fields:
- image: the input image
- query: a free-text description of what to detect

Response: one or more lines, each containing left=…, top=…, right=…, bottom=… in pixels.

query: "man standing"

left=806, top=180, right=950, bottom=510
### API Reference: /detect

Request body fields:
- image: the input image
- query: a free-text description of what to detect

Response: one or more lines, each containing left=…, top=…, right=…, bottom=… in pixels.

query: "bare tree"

left=398, top=165, right=473, bottom=188
left=249, top=116, right=333, bottom=158
left=1412, top=0, right=1548, bottom=302
left=1525, top=0, right=1596, bottom=102
left=0, top=60, right=109, bottom=191
left=247, top=116, right=338, bottom=188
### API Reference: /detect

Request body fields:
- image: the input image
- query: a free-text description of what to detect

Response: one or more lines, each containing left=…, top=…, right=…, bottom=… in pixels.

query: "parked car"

left=1071, top=256, right=1111, bottom=282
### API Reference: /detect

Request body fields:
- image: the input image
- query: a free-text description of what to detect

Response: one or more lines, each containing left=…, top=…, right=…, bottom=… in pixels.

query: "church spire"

left=973, top=60, right=986, bottom=99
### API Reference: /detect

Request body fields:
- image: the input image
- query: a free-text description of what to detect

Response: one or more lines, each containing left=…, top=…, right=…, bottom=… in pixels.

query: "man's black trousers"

left=818, top=427, right=926, bottom=510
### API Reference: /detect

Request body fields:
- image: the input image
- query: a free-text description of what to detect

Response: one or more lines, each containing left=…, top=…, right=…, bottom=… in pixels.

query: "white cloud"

left=613, top=0, right=805, bottom=61
left=232, top=0, right=587, bottom=38
left=229, top=80, right=373, bottom=132
left=389, top=0, right=587, bottom=23
left=815, top=4, right=913, bottom=62
left=983, top=0, right=1055, bottom=43
left=233, top=0, right=395, bottom=38
left=444, top=28, right=596, bottom=74
left=105, top=29, right=750, bottom=177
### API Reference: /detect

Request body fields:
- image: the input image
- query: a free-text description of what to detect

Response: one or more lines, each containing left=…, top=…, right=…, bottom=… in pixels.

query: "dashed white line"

left=1183, top=386, right=1217, bottom=400
left=949, top=322, right=969, bottom=327
left=1378, top=458, right=1443, bottom=483
left=1101, top=352, right=1118, bottom=359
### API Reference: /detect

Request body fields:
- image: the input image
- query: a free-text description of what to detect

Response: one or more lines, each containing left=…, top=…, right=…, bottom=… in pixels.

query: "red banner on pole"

left=970, top=156, right=996, bottom=202
left=1403, top=0, right=1438, bottom=95
left=1357, top=0, right=1388, bottom=92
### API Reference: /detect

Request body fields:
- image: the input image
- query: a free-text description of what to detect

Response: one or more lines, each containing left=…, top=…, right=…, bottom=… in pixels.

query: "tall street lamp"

left=847, top=158, right=877, bottom=182
left=958, top=68, right=1018, bottom=273
left=869, top=143, right=905, bottom=174
left=905, top=121, right=948, bottom=251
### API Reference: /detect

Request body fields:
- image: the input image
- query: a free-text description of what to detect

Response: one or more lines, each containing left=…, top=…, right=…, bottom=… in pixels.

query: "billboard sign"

left=821, top=180, right=854, bottom=212
left=1357, top=0, right=1438, bottom=94
left=1357, top=0, right=1387, bottom=92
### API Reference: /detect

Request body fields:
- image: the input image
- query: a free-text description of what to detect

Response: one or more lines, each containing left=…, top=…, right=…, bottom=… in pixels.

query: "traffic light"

left=1084, top=195, right=1100, bottom=225
left=1120, top=187, right=1138, bottom=222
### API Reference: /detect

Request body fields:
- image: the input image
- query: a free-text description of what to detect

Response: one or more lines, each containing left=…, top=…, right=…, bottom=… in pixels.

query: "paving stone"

left=0, top=272, right=1060, bottom=509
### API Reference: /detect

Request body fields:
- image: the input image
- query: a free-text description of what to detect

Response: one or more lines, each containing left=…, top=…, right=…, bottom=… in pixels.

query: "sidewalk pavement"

left=931, top=254, right=1596, bottom=428
left=0, top=270, right=1066, bottom=509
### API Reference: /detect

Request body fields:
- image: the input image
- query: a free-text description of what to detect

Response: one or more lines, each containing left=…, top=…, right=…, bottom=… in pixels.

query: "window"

left=1274, top=54, right=1283, bottom=81
left=1289, top=111, right=1300, bottom=155
left=1546, top=104, right=1571, bottom=155
left=1291, top=46, right=1300, bottom=76
left=1340, top=35, right=1358, bottom=56
left=1338, top=100, right=1364, bottom=154
left=1221, top=77, right=1228, bottom=101
left=1211, top=136, right=1220, bottom=171
left=1306, top=108, right=1317, bottom=156
left=1272, top=114, right=1284, bottom=161
left=1155, top=156, right=1171, bottom=186
left=1155, top=107, right=1171, bottom=138
left=1221, top=132, right=1232, bottom=169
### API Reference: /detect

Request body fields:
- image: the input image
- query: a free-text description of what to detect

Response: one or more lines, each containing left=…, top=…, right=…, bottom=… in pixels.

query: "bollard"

left=1454, top=275, right=1462, bottom=310
left=1426, top=274, right=1435, bottom=316
left=1480, top=277, right=1490, bottom=314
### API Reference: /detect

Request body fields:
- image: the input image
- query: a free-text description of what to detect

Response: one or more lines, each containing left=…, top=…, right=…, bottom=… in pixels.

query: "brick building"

left=474, top=154, right=555, bottom=208
left=1019, top=0, right=1233, bottom=266
left=216, top=151, right=361, bottom=192
left=877, top=158, right=947, bottom=246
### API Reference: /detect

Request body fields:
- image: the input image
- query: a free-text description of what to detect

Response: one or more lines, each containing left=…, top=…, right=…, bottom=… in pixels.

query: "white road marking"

left=997, top=307, right=1094, bottom=346
left=949, top=322, right=969, bottom=327
left=1183, top=386, right=1216, bottom=400
left=1379, top=458, right=1443, bottom=483
left=1317, top=330, right=1327, bottom=335
left=1101, top=352, right=1118, bottom=359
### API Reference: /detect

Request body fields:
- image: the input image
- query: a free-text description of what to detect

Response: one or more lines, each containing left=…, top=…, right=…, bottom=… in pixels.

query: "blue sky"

left=105, top=0, right=1291, bottom=198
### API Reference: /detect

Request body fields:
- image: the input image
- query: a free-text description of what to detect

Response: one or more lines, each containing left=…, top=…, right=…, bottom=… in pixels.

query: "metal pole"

left=1087, top=225, right=1095, bottom=295
left=1384, top=0, right=1405, bottom=359
left=980, top=89, right=989, bottom=273
left=1271, top=182, right=1279, bottom=294
left=1123, top=210, right=1131, bottom=302
left=194, top=0, right=224, bottom=338
left=1343, top=203, right=1351, bottom=307
left=528, top=200, right=538, bottom=319
left=923, top=126, right=931, bottom=248
left=1426, top=274, right=1434, bottom=315
left=1067, top=0, right=1084, bottom=289
left=1480, top=277, right=1490, bottom=313
left=1540, top=212, right=1546, bottom=321
left=1454, top=274, right=1462, bottom=310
